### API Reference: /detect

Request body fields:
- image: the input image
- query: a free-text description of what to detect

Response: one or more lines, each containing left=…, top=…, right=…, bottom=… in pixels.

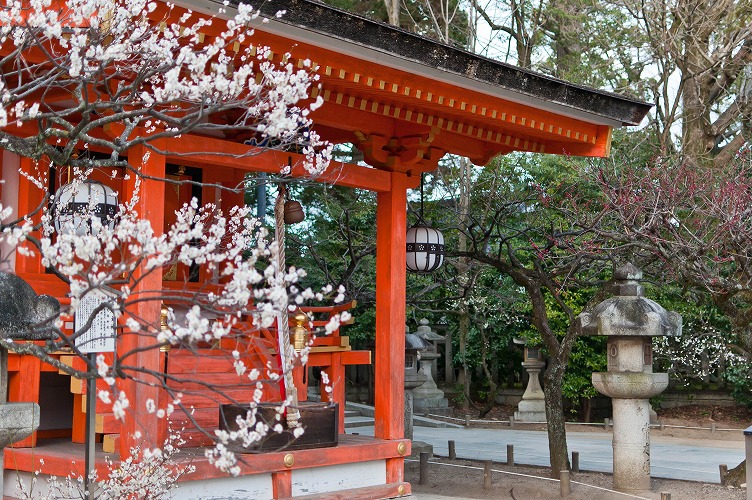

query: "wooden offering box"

left=219, top=402, right=339, bottom=452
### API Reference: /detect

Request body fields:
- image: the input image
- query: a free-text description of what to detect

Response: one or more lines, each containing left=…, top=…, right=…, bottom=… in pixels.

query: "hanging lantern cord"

left=419, top=173, right=424, bottom=223
left=415, top=172, right=427, bottom=225
left=406, top=172, right=445, bottom=273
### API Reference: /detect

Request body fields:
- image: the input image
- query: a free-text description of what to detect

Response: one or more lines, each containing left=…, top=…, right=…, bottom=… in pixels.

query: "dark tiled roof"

left=238, top=0, right=652, bottom=126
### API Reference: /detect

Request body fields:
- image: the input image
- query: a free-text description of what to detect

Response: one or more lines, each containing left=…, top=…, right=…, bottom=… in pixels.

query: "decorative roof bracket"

left=354, top=130, right=445, bottom=174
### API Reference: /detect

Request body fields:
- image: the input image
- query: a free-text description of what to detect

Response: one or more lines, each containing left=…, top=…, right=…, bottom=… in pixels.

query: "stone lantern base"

left=514, top=399, right=546, bottom=422
left=514, top=359, right=546, bottom=422
left=413, top=353, right=450, bottom=416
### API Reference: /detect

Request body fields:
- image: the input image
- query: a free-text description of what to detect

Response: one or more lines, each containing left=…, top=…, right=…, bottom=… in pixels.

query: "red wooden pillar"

left=72, top=394, right=87, bottom=443
left=119, top=145, right=165, bottom=458
left=374, top=171, right=408, bottom=482
left=320, top=352, right=345, bottom=431
left=15, top=157, right=46, bottom=274
left=272, top=470, right=292, bottom=498
left=8, top=355, right=42, bottom=447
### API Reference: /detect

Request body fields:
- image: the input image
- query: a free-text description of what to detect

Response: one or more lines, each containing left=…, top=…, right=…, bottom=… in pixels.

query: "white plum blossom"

left=324, top=315, right=342, bottom=335
left=98, top=390, right=112, bottom=405
left=96, top=355, right=109, bottom=378
left=233, top=358, right=247, bottom=376
left=0, top=0, right=349, bottom=487
left=0, top=0, right=332, bottom=171
left=94, top=429, right=195, bottom=499
left=112, top=391, right=131, bottom=422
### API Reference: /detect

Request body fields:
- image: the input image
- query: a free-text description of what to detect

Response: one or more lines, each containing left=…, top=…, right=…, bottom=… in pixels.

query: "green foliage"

left=440, top=269, right=528, bottom=377
left=724, top=363, right=752, bottom=409
left=642, top=282, right=752, bottom=409
left=517, top=283, right=606, bottom=406
left=562, top=336, right=606, bottom=404
left=283, top=184, right=379, bottom=343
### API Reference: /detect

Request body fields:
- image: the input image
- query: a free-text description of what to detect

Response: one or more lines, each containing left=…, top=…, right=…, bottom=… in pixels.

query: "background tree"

left=321, top=0, right=470, bottom=44
left=286, top=183, right=379, bottom=344
left=439, top=154, right=616, bottom=474
left=616, top=0, right=752, bottom=167
left=520, top=285, right=607, bottom=422
left=469, top=0, right=649, bottom=93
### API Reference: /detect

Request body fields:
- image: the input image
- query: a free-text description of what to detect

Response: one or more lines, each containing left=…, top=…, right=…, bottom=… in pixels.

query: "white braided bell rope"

left=274, top=183, right=300, bottom=427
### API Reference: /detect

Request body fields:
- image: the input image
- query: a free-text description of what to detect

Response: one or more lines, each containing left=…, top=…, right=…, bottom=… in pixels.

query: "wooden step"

left=166, top=350, right=275, bottom=375
left=95, top=413, right=119, bottom=434
left=103, top=428, right=215, bottom=453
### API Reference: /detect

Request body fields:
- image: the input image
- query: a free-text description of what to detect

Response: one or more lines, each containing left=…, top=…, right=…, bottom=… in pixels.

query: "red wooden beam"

left=185, top=434, right=411, bottom=477
left=307, top=350, right=370, bottom=367
left=7, top=434, right=410, bottom=484
left=164, top=137, right=392, bottom=192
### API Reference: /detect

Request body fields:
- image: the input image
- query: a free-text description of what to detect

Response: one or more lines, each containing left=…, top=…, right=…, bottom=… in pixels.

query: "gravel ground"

left=405, top=456, right=745, bottom=499
left=404, top=403, right=750, bottom=499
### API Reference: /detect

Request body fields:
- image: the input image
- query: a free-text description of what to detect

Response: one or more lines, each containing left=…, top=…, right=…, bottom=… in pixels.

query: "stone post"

left=443, top=327, right=454, bottom=385
left=0, top=273, right=59, bottom=496
left=577, top=263, right=681, bottom=495
left=745, top=425, right=752, bottom=500
left=404, top=327, right=428, bottom=440
left=513, top=340, right=546, bottom=422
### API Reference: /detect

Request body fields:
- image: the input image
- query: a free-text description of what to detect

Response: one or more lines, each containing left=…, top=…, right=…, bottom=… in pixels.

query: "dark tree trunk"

left=543, top=360, right=570, bottom=476
left=582, top=398, right=592, bottom=423
left=478, top=380, right=497, bottom=418
left=523, top=276, right=576, bottom=477
left=478, top=324, right=498, bottom=419
left=459, top=311, right=471, bottom=411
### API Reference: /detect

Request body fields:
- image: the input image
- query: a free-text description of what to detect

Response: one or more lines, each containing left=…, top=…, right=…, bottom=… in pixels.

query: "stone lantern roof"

left=405, top=332, right=432, bottom=351
left=577, top=263, right=681, bottom=338
left=415, top=319, right=444, bottom=342
left=0, top=273, right=59, bottom=340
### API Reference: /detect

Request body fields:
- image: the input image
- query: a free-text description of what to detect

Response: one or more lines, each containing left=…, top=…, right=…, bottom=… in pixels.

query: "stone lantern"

left=577, top=263, right=681, bottom=494
left=404, top=326, right=429, bottom=440
left=0, top=272, right=59, bottom=495
left=413, top=319, right=450, bottom=416
left=513, top=338, right=546, bottom=422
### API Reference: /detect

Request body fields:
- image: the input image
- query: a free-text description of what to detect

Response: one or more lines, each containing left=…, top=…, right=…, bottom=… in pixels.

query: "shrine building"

left=0, top=0, right=650, bottom=498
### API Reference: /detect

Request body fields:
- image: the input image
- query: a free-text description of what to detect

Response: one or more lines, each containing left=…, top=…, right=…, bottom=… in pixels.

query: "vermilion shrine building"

left=0, top=0, right=650, bottom=498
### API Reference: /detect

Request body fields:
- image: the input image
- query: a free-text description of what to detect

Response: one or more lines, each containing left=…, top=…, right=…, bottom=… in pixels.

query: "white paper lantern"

left=406, top=225, right=445, bottom=272
left=53, top=180, right=118, bottom=235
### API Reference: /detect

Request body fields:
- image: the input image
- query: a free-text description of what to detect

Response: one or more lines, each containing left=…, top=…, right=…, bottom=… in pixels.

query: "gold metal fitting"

left=159, top=304, right=172, bottom=352
left=397, top=442, right=407, bottom=456
left=292, top=310, right=310, bottom=353
left=160, top=305, right=169, bottom=331
left=283, top=453, right=295, bottom=468
left=397, top=484, right=406, bottom=495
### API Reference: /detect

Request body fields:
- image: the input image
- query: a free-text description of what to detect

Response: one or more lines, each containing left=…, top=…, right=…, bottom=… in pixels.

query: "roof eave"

left=180, top=0, right=652, bottom=127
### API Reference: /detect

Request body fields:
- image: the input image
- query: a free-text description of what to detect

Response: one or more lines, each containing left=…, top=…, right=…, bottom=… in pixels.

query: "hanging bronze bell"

left=284, top=200, right=305, bottom=224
